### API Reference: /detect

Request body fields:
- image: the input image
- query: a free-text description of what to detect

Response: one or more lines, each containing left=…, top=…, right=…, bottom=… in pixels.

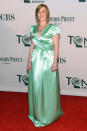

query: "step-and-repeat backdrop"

left=0, top=0, right=87, bottom=96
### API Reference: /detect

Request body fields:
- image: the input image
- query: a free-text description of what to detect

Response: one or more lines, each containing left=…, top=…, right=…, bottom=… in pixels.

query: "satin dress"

left=28, top=23, right=63, bottom=127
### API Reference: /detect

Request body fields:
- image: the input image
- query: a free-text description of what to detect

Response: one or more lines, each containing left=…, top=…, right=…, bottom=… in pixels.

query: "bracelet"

left=52, top=63, right=57, bottom=67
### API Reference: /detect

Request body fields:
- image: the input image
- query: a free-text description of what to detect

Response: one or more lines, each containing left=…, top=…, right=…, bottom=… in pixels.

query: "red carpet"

left=0, top=91, right=87, bottom=131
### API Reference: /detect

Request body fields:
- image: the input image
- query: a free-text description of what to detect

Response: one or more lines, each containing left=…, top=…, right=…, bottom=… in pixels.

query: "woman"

left=27, top=4, right=63, bottom=127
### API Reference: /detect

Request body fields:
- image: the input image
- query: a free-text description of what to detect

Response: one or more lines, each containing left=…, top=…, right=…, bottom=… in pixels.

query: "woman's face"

left=37, top=7, right=47, bottom=23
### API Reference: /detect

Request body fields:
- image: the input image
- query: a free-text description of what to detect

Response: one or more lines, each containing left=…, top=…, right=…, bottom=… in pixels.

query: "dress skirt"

left=28, top=45, right=63, bottom=127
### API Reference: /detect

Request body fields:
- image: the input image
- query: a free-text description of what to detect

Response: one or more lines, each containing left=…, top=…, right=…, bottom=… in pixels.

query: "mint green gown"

left=28, top=24, right=63, bottom=127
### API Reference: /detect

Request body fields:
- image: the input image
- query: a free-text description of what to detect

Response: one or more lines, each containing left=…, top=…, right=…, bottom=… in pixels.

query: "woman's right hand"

left=27, top=62, right=32, bottom=73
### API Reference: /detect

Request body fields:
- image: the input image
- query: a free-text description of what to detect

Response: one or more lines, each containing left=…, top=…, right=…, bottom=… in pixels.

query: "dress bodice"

left=30, top=24, right=60, bottom=50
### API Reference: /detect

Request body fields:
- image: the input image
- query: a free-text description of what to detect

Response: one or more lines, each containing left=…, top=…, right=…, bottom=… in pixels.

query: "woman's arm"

left=27, top=39, right=34, bottom=71
left=53, top=34, right=60, bottom=64
left=51, top=34, right=60, bottom=72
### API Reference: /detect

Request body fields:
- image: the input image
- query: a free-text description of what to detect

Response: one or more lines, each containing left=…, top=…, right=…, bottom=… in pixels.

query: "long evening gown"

left=28, top=23, right=63, bottom=127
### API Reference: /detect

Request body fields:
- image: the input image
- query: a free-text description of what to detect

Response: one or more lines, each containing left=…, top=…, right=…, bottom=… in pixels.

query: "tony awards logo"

left=16, top=35, right=30, bottom=47
left=24, top=0, right=30, bottom=3
left=66, top=76, right=87, bottom=89
left=79, top=0, right=86, bottom=2
left=17, top=75, right=28, bottom=86
left=68, top=35, right=87, bottom=48
left=24, top=0, right=45, bottom=3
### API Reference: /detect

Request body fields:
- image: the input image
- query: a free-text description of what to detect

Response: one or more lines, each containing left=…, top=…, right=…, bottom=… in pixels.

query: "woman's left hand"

left=51, top=64, right=57, bottom=72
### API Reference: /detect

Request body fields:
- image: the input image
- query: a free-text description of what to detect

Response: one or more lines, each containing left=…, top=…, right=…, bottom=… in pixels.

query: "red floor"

left=0, top=91, right=87, bottom=131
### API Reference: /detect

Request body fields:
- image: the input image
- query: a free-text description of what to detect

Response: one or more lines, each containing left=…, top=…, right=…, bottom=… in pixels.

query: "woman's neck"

left=39, top=21, right=48, bottom=27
